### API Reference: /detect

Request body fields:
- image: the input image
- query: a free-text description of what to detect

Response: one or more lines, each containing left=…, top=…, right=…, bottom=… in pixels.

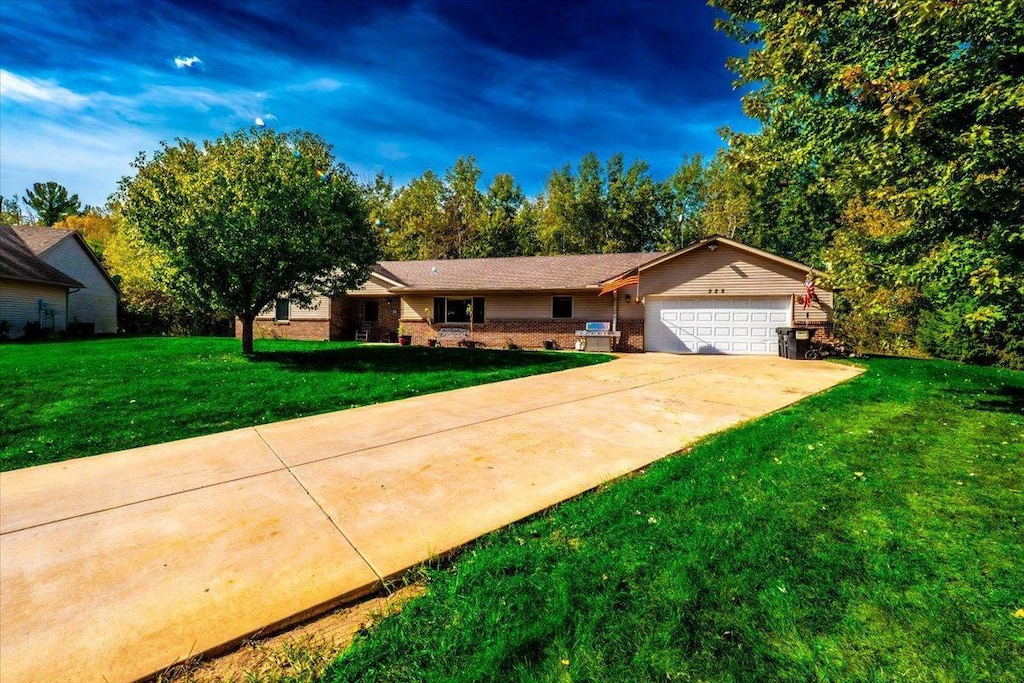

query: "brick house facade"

left=238, top=236, right=834, bottom=355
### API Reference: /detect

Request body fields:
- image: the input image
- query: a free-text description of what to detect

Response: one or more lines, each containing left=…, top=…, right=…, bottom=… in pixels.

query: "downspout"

left=612, top=290, right=618, bottom=332
left=67, top=288, right=81, bottom=332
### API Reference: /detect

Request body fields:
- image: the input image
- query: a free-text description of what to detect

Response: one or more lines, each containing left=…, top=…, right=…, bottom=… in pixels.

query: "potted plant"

left=398, top=323, right=412, bottom=346
left=427, top=338, right=438, bottom=347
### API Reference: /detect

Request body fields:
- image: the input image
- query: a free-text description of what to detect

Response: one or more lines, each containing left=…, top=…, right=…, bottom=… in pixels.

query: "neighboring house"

left=239, top=235, right=833, bottom=355
left=0, top=225, right=119, bottom=337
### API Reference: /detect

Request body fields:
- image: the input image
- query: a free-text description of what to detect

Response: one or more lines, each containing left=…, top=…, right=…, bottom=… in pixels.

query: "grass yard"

left=0, top=336, right=611, bottom=471
left=328, top=358, right=1024, bottom=682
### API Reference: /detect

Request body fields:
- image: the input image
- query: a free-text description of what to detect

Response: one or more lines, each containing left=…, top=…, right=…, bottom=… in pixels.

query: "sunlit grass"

left=0, top=336, right=610, bottom=471
left=328, top=358, right=1024, bottom=682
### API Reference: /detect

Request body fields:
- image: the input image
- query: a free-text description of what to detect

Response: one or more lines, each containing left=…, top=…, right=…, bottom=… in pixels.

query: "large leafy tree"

left=658, top=154, right=707, bottom=251
left=22, top=182, right=81, bottom=226
left=476, top=173, right=528, bottom=257
left=713, top=0, right=1024, bottom=367
left=442, top=156, right=485, bottom=259
left=118, top=128, right=377, bottom=354
left=386, top=170, right=449, bottom=260
left=54, top=208, right=117, bottom=260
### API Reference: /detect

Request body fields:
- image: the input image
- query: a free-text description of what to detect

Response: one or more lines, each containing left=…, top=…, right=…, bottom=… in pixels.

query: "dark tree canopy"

left=712, top=0, right=1024, bottom=367
left=118, top=127, right=377, bottom=353
left=22, top=182, right=81, bottom=226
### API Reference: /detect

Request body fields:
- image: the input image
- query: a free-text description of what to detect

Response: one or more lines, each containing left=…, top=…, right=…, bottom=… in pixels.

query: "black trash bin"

left=778, top=327, right=794, bottom=360
left=776, top=327, right=818, bottom=360
left=775, top=327, right=790, bottom=357
left=793, top=327, right=817, bottom=359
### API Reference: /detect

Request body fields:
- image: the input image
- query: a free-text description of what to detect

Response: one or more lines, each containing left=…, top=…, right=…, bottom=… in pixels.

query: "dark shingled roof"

left=0, top=225, right=84, bottom=288
left=11, top=224, right=121, bottom=295
left=9, top=224, right=76, bottom=255
left=375, top=252, right=665, bottom=292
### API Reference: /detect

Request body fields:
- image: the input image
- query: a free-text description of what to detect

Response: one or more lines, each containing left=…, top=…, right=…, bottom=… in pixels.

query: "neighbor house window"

left=275, top=298, right=290, bottom=321
left=433, top=297, right=485, bottom=323
left=552, top=296, right=573, bottom=319
left=363, top=300, right=379, bottom=323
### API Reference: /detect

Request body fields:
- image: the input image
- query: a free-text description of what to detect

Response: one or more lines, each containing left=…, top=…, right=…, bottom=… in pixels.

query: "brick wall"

left=234, top=318, right=330, bottom=341
left=793, top=320, right=834, bottom=340
left=330, top=296, right=354, bottom=340
left=400, top=318, right=645, bottom=352
left=354, top=296, right=401, bottom=342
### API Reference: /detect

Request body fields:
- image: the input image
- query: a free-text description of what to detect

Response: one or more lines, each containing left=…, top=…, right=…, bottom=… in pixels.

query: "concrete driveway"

left=0, top=354, right=862, bottom=682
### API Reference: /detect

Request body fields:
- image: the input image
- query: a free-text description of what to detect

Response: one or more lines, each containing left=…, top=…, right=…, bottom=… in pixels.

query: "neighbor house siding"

left=0, top=280, right=68, bottom=336
left=38, top=238, right=117, bottom=334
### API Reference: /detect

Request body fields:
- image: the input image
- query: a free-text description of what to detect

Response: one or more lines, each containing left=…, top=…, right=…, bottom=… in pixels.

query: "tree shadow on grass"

left=249, top=345, right=595, bottom=374
left=975, top=385, right=1024, bottom=414
left=959, top=384, right=1024, bottom=415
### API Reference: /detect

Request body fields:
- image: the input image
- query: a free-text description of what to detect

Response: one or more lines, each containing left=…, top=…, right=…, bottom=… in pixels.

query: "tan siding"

left=401, top=295, right=434, bottom=320
left=640, top=244, right=826, bottom=298
left=401, top=293, right=622, bottom=322
left=616, top=296, right=645, bottom=320
left=569, top=295, right=617, bottom=321
left=256, top=295, right=331, bottom=320
left=791, top=290, right=833, bottom=325
left=39, top=238, right=118, bottom=333
left=289, top=295, right=331, bottom=320
left=0, top=280, right=68, bottom=336
left=348, top=275, right=393, bottom=296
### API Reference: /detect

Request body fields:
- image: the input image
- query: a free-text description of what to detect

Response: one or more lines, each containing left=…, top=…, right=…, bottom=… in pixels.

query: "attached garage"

left=629, top=236, right=833, bottom=355
left=645, top=297, right=790, bottom=354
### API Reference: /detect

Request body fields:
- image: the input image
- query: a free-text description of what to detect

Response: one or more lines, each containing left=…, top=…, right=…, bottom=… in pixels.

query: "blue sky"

left=0, top=0, right=755, bottom=208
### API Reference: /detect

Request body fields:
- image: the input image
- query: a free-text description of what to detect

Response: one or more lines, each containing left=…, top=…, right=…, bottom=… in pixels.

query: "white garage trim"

left=645, top=297, right=791, bottom=355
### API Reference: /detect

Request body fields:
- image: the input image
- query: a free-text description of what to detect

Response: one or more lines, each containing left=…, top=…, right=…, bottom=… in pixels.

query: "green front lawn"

left=0, top=337, right=611, bottom=471
left=329, top=358, right=1024, bottom=682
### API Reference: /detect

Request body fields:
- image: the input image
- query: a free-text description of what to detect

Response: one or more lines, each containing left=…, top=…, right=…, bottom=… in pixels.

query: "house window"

left=275, top=298, right=290, bottom=321
left=552, top=296, right=573, bottom=319
left=363, top=300, right=379, bottom=323
left=433, top=297, right=485, bottom=323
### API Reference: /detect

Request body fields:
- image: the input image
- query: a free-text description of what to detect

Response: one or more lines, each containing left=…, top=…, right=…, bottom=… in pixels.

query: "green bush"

left=917, top=298, right=998, bottom=366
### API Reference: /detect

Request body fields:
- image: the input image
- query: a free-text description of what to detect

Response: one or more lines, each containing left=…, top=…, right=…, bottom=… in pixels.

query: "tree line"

left=365, top=152, right=741, bottom=261
left=4, top=0, right=1020, bottom=366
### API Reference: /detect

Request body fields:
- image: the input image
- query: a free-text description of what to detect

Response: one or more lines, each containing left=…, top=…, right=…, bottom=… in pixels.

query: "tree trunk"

left=240, top=313, right=256, bottom=355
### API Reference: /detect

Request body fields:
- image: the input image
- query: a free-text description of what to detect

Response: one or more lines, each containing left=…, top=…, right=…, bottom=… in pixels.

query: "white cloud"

left=173, top=56, right=203, bottom=69
left=378, top=143, right=409, bottom=160
left=139, top=85, right=268, bottom=119
left=289, top=77, right=344, bottom=93
left=0, top=69, right=89, bottom=109
left=0, top=117, right=153, bottom=206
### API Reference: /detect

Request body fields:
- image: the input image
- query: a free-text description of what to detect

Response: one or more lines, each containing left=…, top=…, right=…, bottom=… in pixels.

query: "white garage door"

left=645, top=297, right=790, bottom=354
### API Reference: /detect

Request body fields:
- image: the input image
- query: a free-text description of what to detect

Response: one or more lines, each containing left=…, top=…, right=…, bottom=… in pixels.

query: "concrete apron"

left=0, top=355, right=863, bottom=682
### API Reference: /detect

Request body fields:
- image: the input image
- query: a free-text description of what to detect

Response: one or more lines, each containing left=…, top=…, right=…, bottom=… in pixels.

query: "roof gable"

left=9, top=224, right=76, bottom=256
left=639, top=235, right=815, bottom=276
left=0, top=225, right=85, bottom=288
left=11, top=224, right=120, bottom=294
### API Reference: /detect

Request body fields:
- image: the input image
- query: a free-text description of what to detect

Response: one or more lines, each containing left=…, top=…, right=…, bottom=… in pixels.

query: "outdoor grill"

left=574, top=321, right=621, bottom=352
